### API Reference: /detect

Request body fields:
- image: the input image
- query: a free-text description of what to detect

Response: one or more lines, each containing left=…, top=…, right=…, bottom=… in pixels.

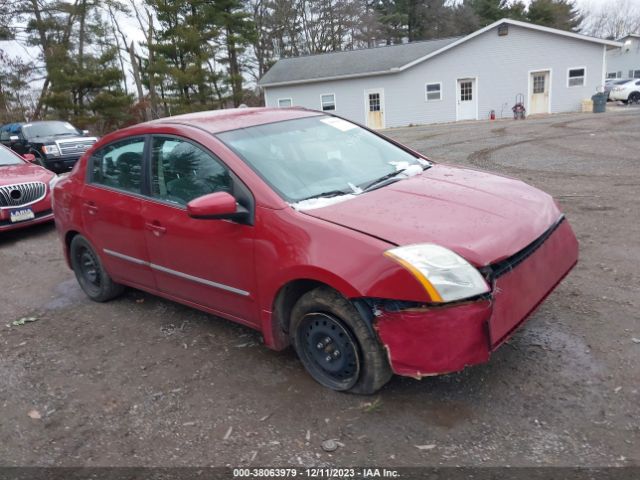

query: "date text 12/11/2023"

left=232, top=467, right=400, bottom=478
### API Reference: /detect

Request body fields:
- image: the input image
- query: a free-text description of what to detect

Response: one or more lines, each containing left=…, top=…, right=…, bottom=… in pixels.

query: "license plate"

left=10, top=208, right=35, bottom=223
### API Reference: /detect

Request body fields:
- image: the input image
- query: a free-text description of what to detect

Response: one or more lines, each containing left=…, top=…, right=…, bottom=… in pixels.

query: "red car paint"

left=0, top=146, right=55, bottom=232
left=53, top=108, right=578, bottom=378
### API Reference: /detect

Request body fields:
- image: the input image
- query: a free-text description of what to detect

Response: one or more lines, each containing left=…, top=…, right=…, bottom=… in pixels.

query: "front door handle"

left=145, top=221, right=167, bottom=236
left=83, top=201, right=98, bottom=215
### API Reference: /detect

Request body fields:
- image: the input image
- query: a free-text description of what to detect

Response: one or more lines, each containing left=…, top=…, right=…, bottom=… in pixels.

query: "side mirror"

left=22, top=153, right=37, bottom=163
left=187, top=191, right=248, bottom=222
left=82, top=130, right=90, bottom=136
left=9, top=135, right=19, bottom=143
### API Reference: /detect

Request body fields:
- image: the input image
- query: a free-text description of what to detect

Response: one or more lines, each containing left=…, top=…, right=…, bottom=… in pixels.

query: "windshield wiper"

left=297, top=189, right=350, bottom=202
left=361, top=168, right=408, bottom=192
left=53, top=132, right=75, bottom=137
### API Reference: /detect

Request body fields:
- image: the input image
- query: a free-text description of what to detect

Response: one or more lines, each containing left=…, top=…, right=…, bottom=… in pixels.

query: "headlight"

left=42, top=144, right=60, bottom=156
left=49, top=174, right=60, bottom=191
left=384, top=244, right=490, bottom=303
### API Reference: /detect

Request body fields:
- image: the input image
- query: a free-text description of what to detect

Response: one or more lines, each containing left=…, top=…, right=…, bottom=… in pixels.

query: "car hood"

left=301, top=164, right=562, bottom=266
left=0, top=163, right=54, bottom=186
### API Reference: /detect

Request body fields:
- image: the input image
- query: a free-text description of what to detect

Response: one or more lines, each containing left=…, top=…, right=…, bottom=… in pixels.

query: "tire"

left=628, top=92, right=640, bottom=104
left=70, top=235, right=124, bottom=302
left=290, top=286, right=392, bottom=394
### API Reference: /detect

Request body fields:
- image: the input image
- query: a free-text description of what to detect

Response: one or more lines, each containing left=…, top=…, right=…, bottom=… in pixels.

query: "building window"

left=607, top=71, right=622, bottom=79
left=459, top=80, right=472, bottom=101
left=629, top=69, right=640, bottom=78
left=568, top=68, right=585, bottom=87
left=532, top=73, right=546, bottom=94
left=278, top=98, right=292, bottom=108
left=320, top=94, right=336, bottom=111
left=425, top=83, right=442, bottom=101
left=368, top=93, right=381, bottom=111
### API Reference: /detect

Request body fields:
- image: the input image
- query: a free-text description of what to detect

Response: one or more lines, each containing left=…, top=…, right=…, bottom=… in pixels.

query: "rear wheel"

left=628, top=92, right=640, bottom=104
left=290, top=287, right=392, bottom=394
left=70, top=235, right=124, bottom=302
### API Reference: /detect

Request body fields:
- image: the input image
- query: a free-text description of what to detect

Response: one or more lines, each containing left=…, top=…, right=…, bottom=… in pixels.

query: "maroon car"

left=0, top=144, right=57, bottom=232
left=53, top=108, right=578, bottom=393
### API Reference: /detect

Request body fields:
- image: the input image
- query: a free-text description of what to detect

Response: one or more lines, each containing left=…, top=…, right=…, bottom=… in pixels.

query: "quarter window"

left=278, top=98, right=292, bottom=108
left=321, top=94, right=336, bottom=111
left=568, top=68, right=585, bottom=87
left=89, top=137, right=145, bottom=193
left=425, top=83, right=442, bottom=101
left=150, top=136, right=232, bottom=206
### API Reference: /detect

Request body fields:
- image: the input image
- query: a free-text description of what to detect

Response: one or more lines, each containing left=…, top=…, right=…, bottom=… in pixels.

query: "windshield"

left=217, top=115, right=428, bottom=202
left=0, top=147, right=23, bottom=166
left=22, top=121, right=80, bottom=138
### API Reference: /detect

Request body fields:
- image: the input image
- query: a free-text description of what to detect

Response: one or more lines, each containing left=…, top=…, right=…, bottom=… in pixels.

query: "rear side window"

left=150, top=136, right=232, bottom=206
left=89, top=137, right=145, bottom=193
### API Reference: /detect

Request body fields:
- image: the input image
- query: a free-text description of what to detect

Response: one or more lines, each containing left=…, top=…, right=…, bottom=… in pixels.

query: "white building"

left=259, top=19, right=621, bottom=129
left=606, top=34, right=640, bottom=79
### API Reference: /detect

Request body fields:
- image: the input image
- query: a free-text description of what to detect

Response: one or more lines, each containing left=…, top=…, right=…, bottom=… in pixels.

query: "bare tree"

left=581, top=0, right=640, bottom=39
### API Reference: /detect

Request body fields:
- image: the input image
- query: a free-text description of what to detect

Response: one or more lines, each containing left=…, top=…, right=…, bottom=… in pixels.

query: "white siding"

left=606, top=37, right=640, bottom=78
left=264, top=24, right=606, bottom=128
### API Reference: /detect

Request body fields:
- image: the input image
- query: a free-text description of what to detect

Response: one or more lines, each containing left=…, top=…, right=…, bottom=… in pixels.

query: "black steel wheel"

left=296, top=312, right=361, bottom=391
left=70, top=235, right=124, bottom=302
left=290, top=287, right=392, bottom=394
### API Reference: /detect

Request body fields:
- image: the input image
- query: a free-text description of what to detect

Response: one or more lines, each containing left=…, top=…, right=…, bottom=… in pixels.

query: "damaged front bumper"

left=373, top=217, right=579, bottom=378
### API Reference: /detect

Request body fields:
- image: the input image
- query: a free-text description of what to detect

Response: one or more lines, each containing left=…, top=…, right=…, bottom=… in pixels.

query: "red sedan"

left=53, top=108, right=578, bottom=394
left=0, top=144, right=57, bottom=232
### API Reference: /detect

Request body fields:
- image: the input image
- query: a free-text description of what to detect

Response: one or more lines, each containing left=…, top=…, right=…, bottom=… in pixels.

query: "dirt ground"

left=1, top=109, right=638, bottom=468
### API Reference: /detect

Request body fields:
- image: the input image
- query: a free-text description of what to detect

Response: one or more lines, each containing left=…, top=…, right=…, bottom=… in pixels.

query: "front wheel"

left=290, top=287, right=392, bottom=394
left=70, top=235, right=124, bottom=302
left=628, top=92, right=640, bottom=104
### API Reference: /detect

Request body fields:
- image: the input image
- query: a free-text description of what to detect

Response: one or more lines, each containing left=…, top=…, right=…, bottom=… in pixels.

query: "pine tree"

left=527, top=0, right=583, bottom=31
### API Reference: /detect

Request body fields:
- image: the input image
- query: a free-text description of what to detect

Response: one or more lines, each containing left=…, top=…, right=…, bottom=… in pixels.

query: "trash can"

left=591, top=93, right=607, bottom=113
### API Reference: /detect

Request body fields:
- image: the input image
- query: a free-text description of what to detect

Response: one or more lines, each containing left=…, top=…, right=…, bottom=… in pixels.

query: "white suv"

left=609, top=79, right=640, bottom=103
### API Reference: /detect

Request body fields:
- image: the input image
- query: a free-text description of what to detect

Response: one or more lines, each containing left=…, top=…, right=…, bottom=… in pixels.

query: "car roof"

left=140, top=107, right=322, bottom=134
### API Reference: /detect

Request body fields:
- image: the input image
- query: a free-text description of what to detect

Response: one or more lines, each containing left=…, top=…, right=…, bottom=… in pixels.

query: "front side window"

left=425, top=83, right=442, bottom=101
left=0, top=146, right=23, bottom=166
left=218, top=115, right=425, bottom=203
left=278, top=98, right=292, bottom=108
left=151, top=136, right=232, bottom=206
left=90, top=137, right=145, bottom=193
left=568, top=68, right=585, bottom=87
left=321, top=94, right=336, bottom=111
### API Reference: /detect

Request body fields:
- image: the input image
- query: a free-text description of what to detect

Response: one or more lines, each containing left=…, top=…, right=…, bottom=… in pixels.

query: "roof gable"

left=259, top=19, right=623, bottom=88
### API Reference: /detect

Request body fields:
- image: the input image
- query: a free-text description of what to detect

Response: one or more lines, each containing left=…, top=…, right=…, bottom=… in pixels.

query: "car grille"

left=56, top=138, right=96, bottom=156
left=0, top=182, right=47, bottom=207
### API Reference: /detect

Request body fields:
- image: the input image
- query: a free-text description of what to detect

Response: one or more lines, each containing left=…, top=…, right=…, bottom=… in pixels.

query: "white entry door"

left=529, top=70, right=550, bottom=115
left=456, top=78, right=477, bottom=121
left=365, top=89, right=385, bottom=129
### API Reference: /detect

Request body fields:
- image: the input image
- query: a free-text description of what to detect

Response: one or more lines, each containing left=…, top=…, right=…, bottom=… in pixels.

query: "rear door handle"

left=145, top=221, right=167, bottom=236
left=83, top=201, right=98, bottom=215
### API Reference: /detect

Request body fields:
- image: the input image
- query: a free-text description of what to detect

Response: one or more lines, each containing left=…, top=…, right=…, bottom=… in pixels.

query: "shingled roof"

left=258, top=19, right=622, bottom=87
left=258, top=36, right=461, bottom=87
